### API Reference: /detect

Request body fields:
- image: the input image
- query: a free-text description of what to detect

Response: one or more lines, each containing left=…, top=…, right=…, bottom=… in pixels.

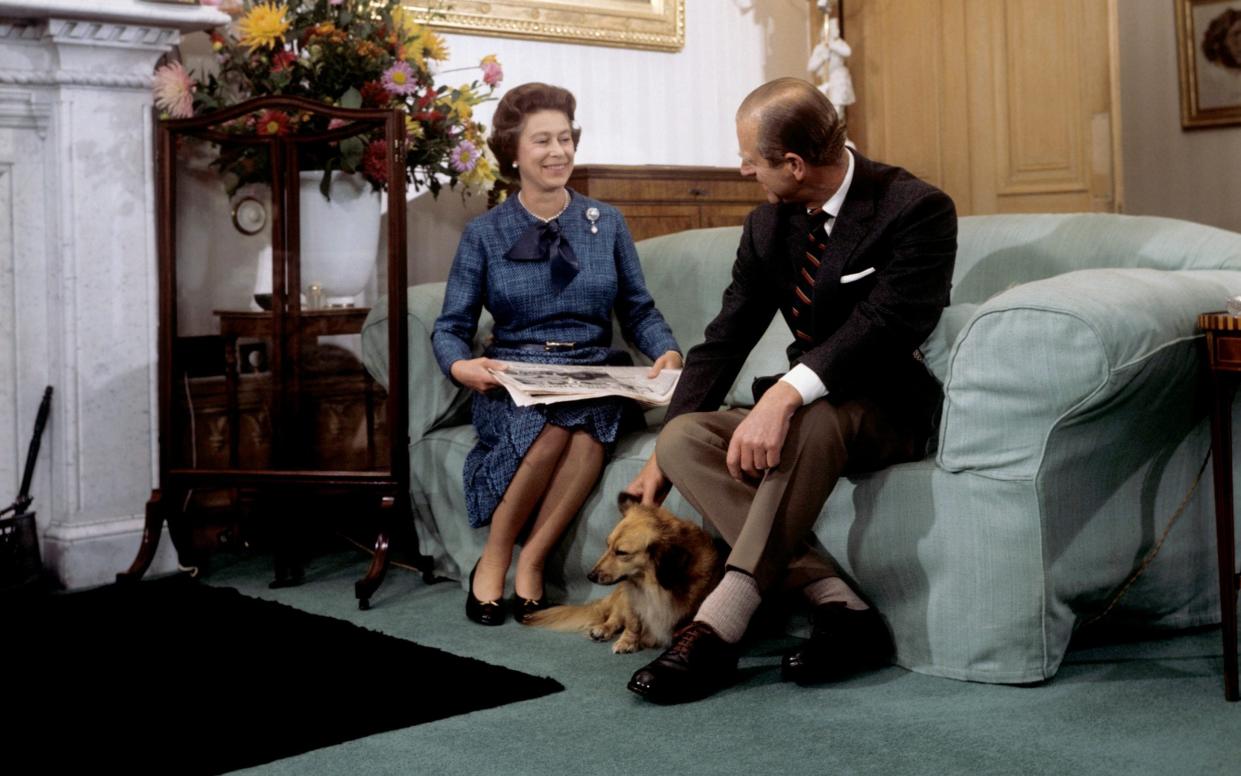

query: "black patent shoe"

left=512, top=592, right=550, bottom=625
left=781, top=603, right=893, bottom=685
left=465, top=562, right=506, bottom=626
left=627, top=621, right=739, bottom=704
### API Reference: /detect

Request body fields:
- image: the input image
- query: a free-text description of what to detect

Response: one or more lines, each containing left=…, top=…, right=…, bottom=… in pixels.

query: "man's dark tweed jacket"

left=665, top=149, right=958, bottom=442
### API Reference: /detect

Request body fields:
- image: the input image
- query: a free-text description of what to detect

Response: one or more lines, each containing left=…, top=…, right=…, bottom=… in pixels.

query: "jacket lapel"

left=817, top=151, right=876, bottom=288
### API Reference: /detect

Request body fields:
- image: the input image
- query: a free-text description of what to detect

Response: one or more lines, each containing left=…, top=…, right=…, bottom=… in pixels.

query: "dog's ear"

left=617, top=491, right=640, bottom=516
left=651, top=541, right=691, bottom=593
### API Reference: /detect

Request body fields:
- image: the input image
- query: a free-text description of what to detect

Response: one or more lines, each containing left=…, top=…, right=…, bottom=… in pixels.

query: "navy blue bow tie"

left=504, top=218, right=580, bottom=293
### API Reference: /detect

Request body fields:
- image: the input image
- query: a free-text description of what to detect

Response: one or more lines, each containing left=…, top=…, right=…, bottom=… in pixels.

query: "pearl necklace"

left=517, top=189, right=571, bottom=223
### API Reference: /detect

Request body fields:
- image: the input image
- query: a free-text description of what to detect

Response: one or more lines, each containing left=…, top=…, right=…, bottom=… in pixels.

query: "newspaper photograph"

left=487, top=361, right=681, bottom=408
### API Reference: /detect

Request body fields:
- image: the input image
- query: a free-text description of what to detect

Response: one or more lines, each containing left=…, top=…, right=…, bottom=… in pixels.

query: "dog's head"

left=587, top=493, right=695, bottom=591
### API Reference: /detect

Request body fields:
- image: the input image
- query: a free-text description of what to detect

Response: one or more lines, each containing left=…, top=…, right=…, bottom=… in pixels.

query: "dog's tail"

left=523, top=596, right=612, bottom=632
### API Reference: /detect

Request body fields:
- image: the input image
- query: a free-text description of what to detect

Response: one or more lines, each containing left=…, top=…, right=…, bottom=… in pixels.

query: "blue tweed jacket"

left=432, top=190, right=679, bottom=374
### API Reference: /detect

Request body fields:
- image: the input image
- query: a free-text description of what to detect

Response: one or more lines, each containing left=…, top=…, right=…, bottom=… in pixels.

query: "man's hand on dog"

left=727, top=381, right=802, bottom=480
left=626, top=455, right=671, bottom=506
left=450, top=357, right=507, bottom=393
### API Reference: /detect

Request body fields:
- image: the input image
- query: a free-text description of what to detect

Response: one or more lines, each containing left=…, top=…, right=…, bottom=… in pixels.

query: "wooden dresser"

left=566, top=165, right=767, bottom=242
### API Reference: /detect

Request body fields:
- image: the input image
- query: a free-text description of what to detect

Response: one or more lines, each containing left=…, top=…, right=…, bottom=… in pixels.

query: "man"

left=624, top=77, right=956, bottom=704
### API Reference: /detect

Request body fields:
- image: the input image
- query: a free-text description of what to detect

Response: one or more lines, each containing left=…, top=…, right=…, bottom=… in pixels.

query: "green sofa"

left=362, top=212, right=1241, bottom=684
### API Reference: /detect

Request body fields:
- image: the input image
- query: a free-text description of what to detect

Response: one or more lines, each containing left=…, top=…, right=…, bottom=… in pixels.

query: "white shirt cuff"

left=779, top=364, right=828, bottom=405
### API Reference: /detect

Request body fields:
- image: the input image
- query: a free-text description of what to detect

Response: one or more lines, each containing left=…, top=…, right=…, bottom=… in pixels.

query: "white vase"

left=298, top=170, right=382, bottom=307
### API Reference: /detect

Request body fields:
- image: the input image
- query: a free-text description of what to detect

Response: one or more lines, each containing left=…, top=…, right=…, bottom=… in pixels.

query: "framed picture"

left=1176, top=0, right=1241, bottom=128
left=407, top=0, right=685, bottom=52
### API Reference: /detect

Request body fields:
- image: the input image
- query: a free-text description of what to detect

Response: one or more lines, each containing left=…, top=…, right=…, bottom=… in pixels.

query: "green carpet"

left=200, top=551, right=1240, bottom=776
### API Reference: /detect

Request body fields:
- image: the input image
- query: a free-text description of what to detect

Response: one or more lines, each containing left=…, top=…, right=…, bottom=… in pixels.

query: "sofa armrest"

left=938, top=268, right=1241, bottom=478
left=361, top=283, right=493, bottom=441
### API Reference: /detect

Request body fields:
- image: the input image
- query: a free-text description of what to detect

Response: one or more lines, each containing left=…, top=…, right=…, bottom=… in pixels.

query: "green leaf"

left=341, top=136, right=364, bottom=171
left=319, top=168, right=332, bottom=200
left=339, top=87, right=362, bottom=110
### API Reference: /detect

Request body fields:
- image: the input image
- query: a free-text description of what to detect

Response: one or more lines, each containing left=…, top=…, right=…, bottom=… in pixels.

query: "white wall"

left=405, top=0, right=810, bottom=282
left=1117, top=0, right=1241, bottom=232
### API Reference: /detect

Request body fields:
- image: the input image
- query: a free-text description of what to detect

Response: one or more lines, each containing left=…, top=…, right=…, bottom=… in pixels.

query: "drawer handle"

left=688, top=187, right=708, bottom=197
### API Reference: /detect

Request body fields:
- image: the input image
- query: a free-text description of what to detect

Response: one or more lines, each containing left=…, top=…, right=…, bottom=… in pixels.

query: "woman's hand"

left=451, top=357, right=507, bottom=394
left=647, top=350, right=683, bottom=378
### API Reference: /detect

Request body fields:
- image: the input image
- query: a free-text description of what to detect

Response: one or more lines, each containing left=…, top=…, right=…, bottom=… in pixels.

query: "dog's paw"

left=612, top=636, right=640, bottom=654
left=589, top=624, right=619, bottom=642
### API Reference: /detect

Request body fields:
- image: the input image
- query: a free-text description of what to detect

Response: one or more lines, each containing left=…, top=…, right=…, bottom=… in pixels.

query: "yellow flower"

left=449, top=85, right=478, bottom=121
left=481, top=54, right=499, bottom=66
left=238, top=2, right=290, bottom=51
left=390, top=7, right=424, bottom=43
left=404, top=116, right=424, bottom=141
left=423, top=31, right=449, bottom=62
left=461, top=154, right=496, bottom=190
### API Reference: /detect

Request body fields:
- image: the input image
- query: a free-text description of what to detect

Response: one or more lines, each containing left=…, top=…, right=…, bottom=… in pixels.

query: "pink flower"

left=381, top=61, right=417, bottom=96
left=480, top=56, right=503, bottom=87
left=152, top=61, right=195, bottom=118
left=449, top=139, right=480, bottom=173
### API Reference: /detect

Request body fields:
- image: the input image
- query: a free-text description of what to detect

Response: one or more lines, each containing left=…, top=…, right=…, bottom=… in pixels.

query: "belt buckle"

left=544, top=341, right=575, bottom=352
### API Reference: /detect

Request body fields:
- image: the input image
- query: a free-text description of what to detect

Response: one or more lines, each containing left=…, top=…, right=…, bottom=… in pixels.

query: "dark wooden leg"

left=1207, top=370, right=1240, bottom=702
left=225, top=335, right=240, bottom=468
left=355, top=495, right=394, bottom=610
left=268, top=490, right=304, bottom=589
left=116, top=489, right=167, bottom=583
left=118, top=487, right=198, bottom=581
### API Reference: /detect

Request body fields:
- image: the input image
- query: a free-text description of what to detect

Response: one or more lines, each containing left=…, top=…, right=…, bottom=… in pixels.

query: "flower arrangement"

left=153, top=0, right=503, bottom=198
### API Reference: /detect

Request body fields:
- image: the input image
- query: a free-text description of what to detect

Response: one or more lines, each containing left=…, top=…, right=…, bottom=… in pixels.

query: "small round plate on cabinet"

left=232, top=196, right=267, bottom=236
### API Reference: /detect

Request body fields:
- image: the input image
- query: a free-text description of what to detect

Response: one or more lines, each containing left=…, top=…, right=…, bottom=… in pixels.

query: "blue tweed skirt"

left=463, top=346, right=635, bottom=529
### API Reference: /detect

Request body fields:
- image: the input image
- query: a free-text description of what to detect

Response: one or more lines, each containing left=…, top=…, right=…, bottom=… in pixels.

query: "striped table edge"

left=1198, top=311, right=1241, bottom=331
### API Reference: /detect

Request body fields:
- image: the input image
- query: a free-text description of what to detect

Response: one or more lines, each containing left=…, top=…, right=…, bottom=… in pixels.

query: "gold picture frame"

left=1176, top=0, right=1241, bottom=128
left=407, top=0, right=685, bottom=52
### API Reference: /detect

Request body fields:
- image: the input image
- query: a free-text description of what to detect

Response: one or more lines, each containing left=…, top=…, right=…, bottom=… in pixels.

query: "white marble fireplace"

left=0, top=0, right=227, bottom=589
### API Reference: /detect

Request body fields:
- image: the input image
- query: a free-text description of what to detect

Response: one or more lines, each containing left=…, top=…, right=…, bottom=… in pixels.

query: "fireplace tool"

left=1, top=386, right=53, bottom=590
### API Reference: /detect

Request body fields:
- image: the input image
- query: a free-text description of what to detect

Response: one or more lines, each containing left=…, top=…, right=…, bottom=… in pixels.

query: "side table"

left=1196, top=311, right=1241, bottom=702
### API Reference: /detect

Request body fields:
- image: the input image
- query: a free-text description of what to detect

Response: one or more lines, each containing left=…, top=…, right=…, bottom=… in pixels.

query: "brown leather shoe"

left=781, top=603, right=894, bottom=685
left=627, top=622, right=739, bottom=704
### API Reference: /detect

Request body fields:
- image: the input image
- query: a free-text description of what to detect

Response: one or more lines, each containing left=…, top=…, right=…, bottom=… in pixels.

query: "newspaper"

left=487, top=361, right=681, bottom=408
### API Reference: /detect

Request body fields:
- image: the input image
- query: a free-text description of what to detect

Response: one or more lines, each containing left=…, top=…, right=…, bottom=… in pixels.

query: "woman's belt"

left=492, top=340, right=580, bottom=352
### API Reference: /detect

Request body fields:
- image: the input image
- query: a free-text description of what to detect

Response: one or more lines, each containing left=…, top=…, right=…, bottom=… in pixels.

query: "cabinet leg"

left=354, top=495, right=394, bottom=610
left=116, top=490, right=167, bottom=583
left=1208, top=371, right=1240, bottom=702
left=267, top=491, right=305, bottom=589
left=117, top=488, right=198, bottom=582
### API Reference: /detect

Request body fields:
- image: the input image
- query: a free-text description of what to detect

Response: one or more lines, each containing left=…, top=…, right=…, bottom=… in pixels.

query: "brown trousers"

left=656, top=398, right=919, bottom=594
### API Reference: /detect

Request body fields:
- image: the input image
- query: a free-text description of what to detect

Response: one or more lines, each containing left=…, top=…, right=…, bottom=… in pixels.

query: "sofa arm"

left=938, top=268, right=1241, bottom=478
left=361, top=283, right=493, bottom=441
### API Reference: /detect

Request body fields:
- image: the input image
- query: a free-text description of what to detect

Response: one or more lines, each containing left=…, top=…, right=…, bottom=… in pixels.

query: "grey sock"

left=694, top=570, right=762, bottom=643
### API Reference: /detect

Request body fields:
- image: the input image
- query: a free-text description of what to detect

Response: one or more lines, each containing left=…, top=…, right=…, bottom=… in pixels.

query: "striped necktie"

left=792, top=208, right=831, bottom=344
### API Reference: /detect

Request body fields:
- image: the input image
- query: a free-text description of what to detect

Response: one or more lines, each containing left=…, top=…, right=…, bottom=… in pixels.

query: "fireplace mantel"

left=0, top=0, right=225, bottom=588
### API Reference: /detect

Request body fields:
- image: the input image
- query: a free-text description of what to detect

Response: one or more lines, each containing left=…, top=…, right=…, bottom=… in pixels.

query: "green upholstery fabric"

left=362, top=213, right=1241, bottom=683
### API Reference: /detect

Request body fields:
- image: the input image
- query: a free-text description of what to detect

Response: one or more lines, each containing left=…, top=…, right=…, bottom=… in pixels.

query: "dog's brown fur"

left=525, top=493, right=721, bottom=653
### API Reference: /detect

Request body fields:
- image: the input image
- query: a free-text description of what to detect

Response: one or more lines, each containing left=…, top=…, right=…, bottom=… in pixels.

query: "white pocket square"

left=840, top=267, right=876, bottom=284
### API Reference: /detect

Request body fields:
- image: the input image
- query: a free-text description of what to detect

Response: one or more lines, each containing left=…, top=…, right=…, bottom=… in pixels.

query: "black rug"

left=5, top=575, right=563, bottom=774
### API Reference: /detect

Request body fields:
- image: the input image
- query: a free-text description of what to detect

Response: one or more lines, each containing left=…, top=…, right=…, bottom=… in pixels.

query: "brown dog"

left=525, top=493, right=721, bottom=653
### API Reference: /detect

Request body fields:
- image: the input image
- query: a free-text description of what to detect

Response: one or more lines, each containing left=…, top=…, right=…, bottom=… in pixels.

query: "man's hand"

left=726, top=381, right=803, bottom=480
left=647, top=350, right=683, bottom=378
left=625, top=453, right=671, bottom=506
left=450, top=357, right=507, bottom=394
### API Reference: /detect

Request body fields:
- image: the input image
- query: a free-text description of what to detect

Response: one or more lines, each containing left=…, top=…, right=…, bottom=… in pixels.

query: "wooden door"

left=840, top=0, right=1122, bottom=215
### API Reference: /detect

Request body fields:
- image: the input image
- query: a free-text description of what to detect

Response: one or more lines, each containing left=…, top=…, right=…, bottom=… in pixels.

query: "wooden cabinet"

left=567, top=165, right=768, bottom=242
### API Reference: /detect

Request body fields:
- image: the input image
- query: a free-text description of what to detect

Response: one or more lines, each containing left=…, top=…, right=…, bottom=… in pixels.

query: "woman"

left=432, top=83, right=682, bottom=626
